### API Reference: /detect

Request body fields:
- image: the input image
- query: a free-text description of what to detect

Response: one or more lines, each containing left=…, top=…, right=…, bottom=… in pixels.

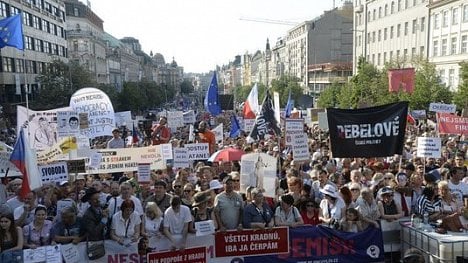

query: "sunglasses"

left=232, top=179, right=240, bottom=182
left=384, top=177, right=392, bottom=180
left=184, top=189, right=192, bottom=193
left=173, top=185, right=182, bottom=188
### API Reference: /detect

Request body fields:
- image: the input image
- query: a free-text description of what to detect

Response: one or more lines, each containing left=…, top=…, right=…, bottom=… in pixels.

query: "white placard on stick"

left=417, top=137, right=441, bottom=158
left=138, top=163, right=151, bottom=183
left=173, top=148, right=190, bottom=168
left=285, top=118, right=304, bottom=132
left=38, top=161, right=68, bottom=184
left=184, top=143, right=210, bottom=160
left=429, top=103, right=456, bottom=113
left=195, top=220, right=216, bottom=236
left=292, top=132, right=310, bottom=161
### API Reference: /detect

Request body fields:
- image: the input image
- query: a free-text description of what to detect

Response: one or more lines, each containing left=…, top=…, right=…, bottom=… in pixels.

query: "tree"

left=454, top=62, right=468, bottom=113
left=270, top=75, right=303, bottom=107
left=234, top=83, right=267, bottom=103
left=180, top=79, right=194, bottom=94
left=317, top=82, right=341, bottom=108
left=33, top=60, right=95, bottom=110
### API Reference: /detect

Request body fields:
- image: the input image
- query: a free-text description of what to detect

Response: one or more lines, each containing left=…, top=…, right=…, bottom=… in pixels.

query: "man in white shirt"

left=163, top=196, right=191, bottom=250
left=448, top=166, right=468, bottom=208
left=107, top=181, right=143, bottom=218
left=107, top=128, right=125, bottom=149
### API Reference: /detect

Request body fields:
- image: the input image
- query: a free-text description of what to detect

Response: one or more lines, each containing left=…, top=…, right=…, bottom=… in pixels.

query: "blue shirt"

left=242, top=202, right=273, bottom=228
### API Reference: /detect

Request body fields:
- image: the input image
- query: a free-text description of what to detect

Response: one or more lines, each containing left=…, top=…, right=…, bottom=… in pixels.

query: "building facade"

left=0, top=0, right=68, bottom=105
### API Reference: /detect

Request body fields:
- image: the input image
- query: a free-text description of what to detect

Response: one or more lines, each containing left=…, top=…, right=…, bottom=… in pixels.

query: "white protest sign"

left=213, top=124, right=223, bottom=143
left=417, top=137, right=441, bottom=158
left=61, top=243, right=80, bottom=263
left=195, top=220, right=216, bottom=236
left=138, top=163, right=151, bottom=183
left=184, top=143, right=210, bottom=160
left=114, top=111, right=133, bottom=127
left=57, top=111, right=80, bottom=138
left=243, top=119, right=255, bottom=132
left=167, top=111, right=184, bottom=129
left=285, top=130, right=303, bottom=147
left=411, top=110, right=426, bottom=119
left=70, top=87, right=115, bottom=139
left=240, top=153, right=277, bottom=198
left=189, top=124, right=195, bottom=142
left=285, top=118, right=304, bottom=132
left=161, top=143, right=173, bottom=161
left=89, top=152, right=102, bottom=169
left=429, top=103, right=457, bottom=113
left=38, top=161, right=68, bottom=184
left=23, top=244, right=62, bottom=263
left=173, top=147, right=190, bottom=168
left=183, top=110, right=196, bottom=124
left=17, top=105, right=69, bottom=151
left=317, top=112, right=329, bottom=131
left=292, top=132, right=310, bottom=161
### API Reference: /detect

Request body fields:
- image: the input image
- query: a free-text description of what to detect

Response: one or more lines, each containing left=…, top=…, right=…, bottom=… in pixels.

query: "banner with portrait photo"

left=327, top=102, right=408, bottom=158
left=57, top=111, right=81, bottom=138
left=240, top=153, right=277, bottom=198
left=17, top=106, right=70, bottom=151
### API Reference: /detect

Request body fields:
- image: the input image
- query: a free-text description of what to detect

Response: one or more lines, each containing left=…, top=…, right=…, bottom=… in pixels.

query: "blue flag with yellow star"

left=0, top=14, right=24, bottom=50
left=204, top=72, right=221, bottom=116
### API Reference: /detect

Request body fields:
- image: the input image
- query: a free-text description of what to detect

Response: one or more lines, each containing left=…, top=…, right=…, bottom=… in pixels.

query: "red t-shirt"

left=300, top=210, right=320, bottom=225
left=151, top=124, right=171, bottom=145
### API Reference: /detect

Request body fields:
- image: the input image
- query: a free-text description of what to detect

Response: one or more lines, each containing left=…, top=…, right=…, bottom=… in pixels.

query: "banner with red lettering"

left=147, top=247, right=206, bottom=263
left=437, top=112, right=468, bottom=135
left=244, top=226, right=384, bottom=263
left=388, top=68, right=415, bottom=93
left=215, top=227, right=289, bottom=257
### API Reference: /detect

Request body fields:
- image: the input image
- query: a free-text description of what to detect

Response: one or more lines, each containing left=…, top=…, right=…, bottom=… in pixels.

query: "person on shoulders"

left=107, top=128, right=125, bottom=149
left=151, top=117, right=171, bottom=145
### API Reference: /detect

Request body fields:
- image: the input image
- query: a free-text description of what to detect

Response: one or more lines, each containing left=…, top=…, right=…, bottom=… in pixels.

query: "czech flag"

left=407, top=112, right=416, bottom=125
left=9, top=128, right=42, bottom=197
left=243, top=83, right=259, bottom=119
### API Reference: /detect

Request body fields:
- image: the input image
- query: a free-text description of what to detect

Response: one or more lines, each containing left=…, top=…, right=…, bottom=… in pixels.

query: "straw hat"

left=192, top=191, right=211, bottom=206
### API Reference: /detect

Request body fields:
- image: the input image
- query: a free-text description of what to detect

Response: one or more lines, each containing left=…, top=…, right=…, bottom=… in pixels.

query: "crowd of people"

left=0, top=113, right=467, bottom=262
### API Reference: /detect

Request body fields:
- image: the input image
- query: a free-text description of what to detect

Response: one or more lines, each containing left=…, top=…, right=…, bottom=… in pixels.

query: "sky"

left=90, top=0, right=335, bottom=73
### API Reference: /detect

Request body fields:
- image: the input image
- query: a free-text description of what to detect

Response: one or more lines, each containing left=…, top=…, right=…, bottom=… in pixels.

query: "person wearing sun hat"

left=318, top=184, right=346, bottom=225
left=377, top=186, right=404, bottom=222
left=190, top=191, right=217, bottom=232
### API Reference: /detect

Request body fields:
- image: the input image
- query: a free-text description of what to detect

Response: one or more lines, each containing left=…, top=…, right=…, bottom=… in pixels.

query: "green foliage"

left=234, top=83, right=267, bottom=103
left=454, top=62, right=468, bottom=112
left=270, top=75, right=303, bottom=107
left=180, top=79, right=194, bottom=94
left=317, top=82, right=341, bottom=108
left=33, top=60, right=95, bottom=110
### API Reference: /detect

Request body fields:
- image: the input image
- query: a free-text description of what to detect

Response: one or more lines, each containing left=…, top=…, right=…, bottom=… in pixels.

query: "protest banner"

left=74, top=146, right=164, bottom=173
left=137, top=163, right=151, bottom=183
left=161, top=143, right=173, bottom=161
left=38, top=161, right=68, bottom=184
left=173, top=147, right=190, bottom=168
left=167, top=111, right=184, bottom=129
left=429, top=102, right=456, bottom=113
left=411, top=110, right=426, bottom=119
left=0, top=142, right=21, bottom=176
left=285, top=118, right=304, bottom=132
left=327, top=102, right=408, bottom=158
left=240, top=153, right=277, bottom=197
left=285, top=130, right=303, bottom=148
left=114, top=111, right=133, bottom=127
left=36, top=137, right=79, bottom=164
left=244, top=226, right=384, bottom=263
left=417, top=137, right=441, bottom=158
left=185, top=143, right=210, bottom=160
left=70, top=87, right=115, bottom=139
left=183, top=110, right=197, bottom=124
left=23, top=244, right=62, bottom=263
left=437, top=112, right=468, bottom=135
left=147, top=247, right=206, bottom=263
left=57, top=111, right=81, bottom=138
left=89, top=152, right=103, bottom=169
left=215, top=227, right=289, bottom=258
left=243, top=119, right=255, bottom=133
left=291, top=132, right=310, bottom=162
left=17, top=105, right=70, bottom=151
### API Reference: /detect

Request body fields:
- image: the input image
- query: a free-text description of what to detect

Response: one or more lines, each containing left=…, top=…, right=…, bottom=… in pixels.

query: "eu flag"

left=229, top=114, right=241, bottom=138
left=0, top=14, right=24, bottom=50
left=285, top=88, right=294, bottom=118
left=204, top=72, right=221, bottom=116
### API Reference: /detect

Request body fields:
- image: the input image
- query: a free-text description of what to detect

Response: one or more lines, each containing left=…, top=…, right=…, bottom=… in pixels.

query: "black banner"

left=327, top=102, right=408, bottom=158
left=249, top=90, right=281, bottom=141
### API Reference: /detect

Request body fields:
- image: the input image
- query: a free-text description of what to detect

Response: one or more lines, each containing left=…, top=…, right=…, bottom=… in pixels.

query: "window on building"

left=44, top=41, right=50, bottom=53
left=373, top=31, right=376, bottom=43
left=397, top=50, right=401, bottom=58
left=368, top=11, right=371, bottom=22
left=412, top=19, right=417, bottom=33
left=367, top=32, right=371, bottom=43
left=439, top=69, right=446, bottom=84
left=384, top=28, right=388, bottom=40
left=23, top=13, right=31, bottom=27
left=383, top=52, right=387, bottom=63
left=35, top=39, right=43, bottom=52
left=385, top=4, right=388, bottom=16
left=462, top=35, right=467, bottom=53
left=391, top=1, right=395, bottom=14
left=25, top=36, right=33, bottom=50
left=2, top=57, right=13, bottom=72
left=434, top=14, right=440, bottom=29
left=397, top=24, right=401, bottom=37
left=420, top=46, right=424, bottom=55
left=10, top=6, right=20, bottom=15
left=358, top=35, right=362, bottom=46
left=433, top=40, right=439, bottom=56
left=74, top=7, right=79, bottom=16
left=378, top=30, right=381, bottom=41
left=452, top=8, right=459, bottom=25
left=372, top=54, right=375, bottom=63
left=411, top=47, right=416, bottom=58
left=379, top=7, right=382, bottom=18
left=0, top=2, right=7, bottom=17
left=448, top=69, right=455, bottom=86
left=443, top=11, right=449, bottom=27
left=405, top=0, right=409, bottom=9
left=413, top=0, right=416, bottom=6
left=451, top=37, right=457, bottom=54
left=33, top=16, right=41, bottom=30
left=390, top=51, right=393, bottom=59
left=42, top=20, right=49, bottom=33
left=390, top=26, right=394, bottom=38
left=373, top=9, right=376, bottom=20
left=441, top=38, right=447, bottom=55
left=404, top=22, right=409, bottom=35
left=420, top=17, right=425, bottom=31
left=404, top=49, right=408, bottom=59
left=464, top=5, right=468, bottom=22
left=15, top=59, right=24, bottom=73
left=25, top=60, right=33, bottom=73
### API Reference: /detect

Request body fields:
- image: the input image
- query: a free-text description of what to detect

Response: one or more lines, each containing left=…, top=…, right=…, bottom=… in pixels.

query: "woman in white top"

left=318, top=184, right=346, bottom=225
left=141, top=202, right=163, bottom=240
left=110, top=199, right=141, bottom=245
left=274, top=194, right=304, bottom=227
left=438, top=180, right=460, bottom=214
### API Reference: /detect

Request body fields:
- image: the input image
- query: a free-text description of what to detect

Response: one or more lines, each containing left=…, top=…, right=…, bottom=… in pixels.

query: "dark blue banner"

left=245, top=225, right=384, bottom=263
